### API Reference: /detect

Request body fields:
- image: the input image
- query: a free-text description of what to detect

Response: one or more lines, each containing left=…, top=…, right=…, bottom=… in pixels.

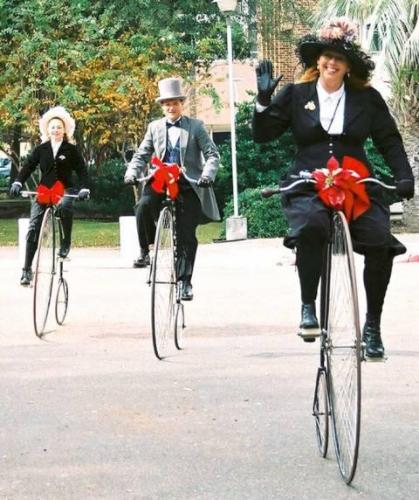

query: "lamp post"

left=214, top=0, right=247, bottom=240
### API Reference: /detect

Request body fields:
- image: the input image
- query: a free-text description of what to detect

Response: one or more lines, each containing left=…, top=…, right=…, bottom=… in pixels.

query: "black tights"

left=296, top=240, right=325, bottom=304
left=363, top=248, right=393, bottom=323
left=296, top=242, right=394, bottom=323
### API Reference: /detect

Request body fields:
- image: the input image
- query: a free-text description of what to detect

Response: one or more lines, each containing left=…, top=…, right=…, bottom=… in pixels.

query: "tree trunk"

left=10, top=125, right=21, bottom=182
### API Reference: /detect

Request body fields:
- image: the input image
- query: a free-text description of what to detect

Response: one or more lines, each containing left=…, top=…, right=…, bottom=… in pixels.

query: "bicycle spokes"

left=151, top=207, right=176, bottom=359
left=325, top=212, right=361, bottom=484
left=33, top=208, right=55, bottom=337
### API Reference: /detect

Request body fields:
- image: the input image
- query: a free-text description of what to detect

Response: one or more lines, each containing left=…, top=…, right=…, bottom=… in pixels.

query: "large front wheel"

left=326, top=211, right=362, bottom=484
left=151, top=207, right=176, bottom=360
left=33, top=207, right=56, bottom=337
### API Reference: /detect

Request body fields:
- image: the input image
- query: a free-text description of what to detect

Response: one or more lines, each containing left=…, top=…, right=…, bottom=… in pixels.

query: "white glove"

left=78, top=188, right=90, bottom=201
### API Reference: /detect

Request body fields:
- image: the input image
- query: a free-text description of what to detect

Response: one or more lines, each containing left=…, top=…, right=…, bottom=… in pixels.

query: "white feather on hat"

left=39, top=106, right=76, bottom=142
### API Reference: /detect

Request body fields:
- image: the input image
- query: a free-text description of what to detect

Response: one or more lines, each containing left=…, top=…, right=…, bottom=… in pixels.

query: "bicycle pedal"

left=298, top=328, right=321, bottom=341
left=364, top=355, right=387, bottom=363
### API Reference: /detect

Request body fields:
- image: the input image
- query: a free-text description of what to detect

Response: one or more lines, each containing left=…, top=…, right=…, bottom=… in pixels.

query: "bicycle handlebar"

left=135, top=168, right=198, bottom=185
left=261, top=175, right=396, bottom=199
left=21, top=191, right=80, bottom=199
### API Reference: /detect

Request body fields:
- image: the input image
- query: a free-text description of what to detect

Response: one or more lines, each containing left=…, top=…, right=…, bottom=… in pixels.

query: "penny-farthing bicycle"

left=22, top=188, right=84, bottom=337
left=138, top=163, right=198, bottom=360
left=262, top=168, right=395, bottom=484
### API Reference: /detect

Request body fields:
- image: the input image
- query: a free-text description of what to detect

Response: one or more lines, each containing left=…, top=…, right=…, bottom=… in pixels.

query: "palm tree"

left=312, top=0, right=419, bottom=230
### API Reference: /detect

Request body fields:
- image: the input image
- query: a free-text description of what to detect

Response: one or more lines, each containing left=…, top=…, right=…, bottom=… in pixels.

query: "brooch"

left=58, top=155, right=66, bottom=160
left=304, top=101, right=316, bottom=111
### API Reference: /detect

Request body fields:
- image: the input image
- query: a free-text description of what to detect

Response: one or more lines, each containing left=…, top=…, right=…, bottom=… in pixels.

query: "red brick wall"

left=257, top=0, right=317, bottom=83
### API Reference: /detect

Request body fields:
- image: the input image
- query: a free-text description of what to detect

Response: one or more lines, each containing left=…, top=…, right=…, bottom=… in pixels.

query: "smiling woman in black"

left=252, top=18, right=414, bottom=359
left=10, top=106, right=89, bottom=286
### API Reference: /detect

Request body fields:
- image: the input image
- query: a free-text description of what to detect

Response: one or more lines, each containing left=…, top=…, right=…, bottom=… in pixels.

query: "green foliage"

left=215, top=98, right=295, bottom=212
left=365, top=138, right=392, bottom=180
left=81, top=158, right=135, bottom=218
left=365, top=138, right=398, bottom=205
left=0, top=218, right=222, bottom=246
left=72, top=220, right=120, bottom=247
left=0, top=0, right=251, bottom=164
left=223, top=187, right=288, bottom=239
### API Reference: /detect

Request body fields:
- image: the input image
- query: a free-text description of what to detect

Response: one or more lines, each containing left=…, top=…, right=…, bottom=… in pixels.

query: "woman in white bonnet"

left=10, top=106, right=90, bottom=286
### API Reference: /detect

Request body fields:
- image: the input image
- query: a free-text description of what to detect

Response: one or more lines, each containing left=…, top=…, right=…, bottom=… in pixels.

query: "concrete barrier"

left=119, top=216, right=140, bottom=262
left=18, top=218, right=29, bottom=267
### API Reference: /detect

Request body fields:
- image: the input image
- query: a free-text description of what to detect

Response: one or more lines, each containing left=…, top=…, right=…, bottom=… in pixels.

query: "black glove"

left=395, top=179, right=414, bottom=200
left=124, top=175, right=137, bottom=185
left=256, top=59, right=283, bottom=106
left=197, top=175, right=213, bottom=188
left=77, top=188, right=90, bottom=201
left=9, top=181, right=22, bottom=197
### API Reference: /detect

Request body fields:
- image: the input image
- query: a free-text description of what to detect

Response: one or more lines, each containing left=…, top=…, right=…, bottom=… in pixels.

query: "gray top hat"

left=156, top=78, right=186, bottom=103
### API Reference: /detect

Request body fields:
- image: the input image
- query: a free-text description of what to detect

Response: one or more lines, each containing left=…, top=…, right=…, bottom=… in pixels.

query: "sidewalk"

left=0, top=236, right=418, bottom=499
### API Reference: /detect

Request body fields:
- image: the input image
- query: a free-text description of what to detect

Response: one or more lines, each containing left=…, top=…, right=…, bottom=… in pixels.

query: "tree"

left=311, top=0, right=419, bottom=230
left=0, top=0, right=251, bottom=172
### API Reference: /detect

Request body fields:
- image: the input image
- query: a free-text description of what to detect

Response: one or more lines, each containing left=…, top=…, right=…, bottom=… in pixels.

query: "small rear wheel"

left=174, top=302, right=185, bottom=350
left=55, top=277, right=69, bottom=325
left=313, top=368, right=329, bottom=458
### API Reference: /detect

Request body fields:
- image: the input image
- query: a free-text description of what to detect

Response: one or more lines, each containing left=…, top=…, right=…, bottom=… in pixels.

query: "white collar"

left=166, top=117, right=182, bottom=125
left=316, top=80, right=345, bottom=102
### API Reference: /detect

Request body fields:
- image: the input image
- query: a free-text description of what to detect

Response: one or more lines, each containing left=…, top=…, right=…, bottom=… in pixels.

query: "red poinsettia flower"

left=312, top=156, right=371, bottom=221
left=150, top=156, right=181, bottom=200
left=36, top=180, right=65, bottom=205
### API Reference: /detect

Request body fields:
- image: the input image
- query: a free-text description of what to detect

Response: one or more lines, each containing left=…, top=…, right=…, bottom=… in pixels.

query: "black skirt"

left=281, top=184, right=406, bottom=256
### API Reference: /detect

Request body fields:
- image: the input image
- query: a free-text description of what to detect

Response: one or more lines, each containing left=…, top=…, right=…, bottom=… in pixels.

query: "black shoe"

left=363, top=322, right=385, bottom=359
left=181, top=281, right=193, bottom=301
left=133, top=253, right=150, bottom=268
left=20, top=268, right=33, bottom=286
left=58, top=243, right=70, bottom=258
left=298, top=303, right=320, bottom=342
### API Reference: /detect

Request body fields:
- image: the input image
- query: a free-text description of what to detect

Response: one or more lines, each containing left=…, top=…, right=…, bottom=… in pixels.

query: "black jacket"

left=252, top=80, right=413, bottom=182
left=17, top=140, right=88, bottom=189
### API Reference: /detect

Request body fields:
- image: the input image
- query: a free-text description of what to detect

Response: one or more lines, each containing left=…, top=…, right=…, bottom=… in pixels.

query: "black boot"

left=20, top=268, right=33, bottom=286
left=133, top=249, right=150, bottom=268
left=181, top=279, right=193, bottom=301
left=298, top=303, right=320, bottom=342
left=362, top=321, right=385, bottom=359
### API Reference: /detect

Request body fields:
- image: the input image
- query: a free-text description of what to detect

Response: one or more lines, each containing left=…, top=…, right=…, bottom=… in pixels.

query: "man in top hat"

left=124, top=77, right=220, bottom=300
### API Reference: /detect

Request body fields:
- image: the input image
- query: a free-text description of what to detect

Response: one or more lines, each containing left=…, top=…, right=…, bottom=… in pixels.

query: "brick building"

left=256, top=0, right=317, bottom=83
left=186, top=0, right=317, bottom=139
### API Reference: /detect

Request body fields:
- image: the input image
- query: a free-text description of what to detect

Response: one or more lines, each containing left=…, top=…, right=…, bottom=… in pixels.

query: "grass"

left=0, top=218, right=222, bottom=247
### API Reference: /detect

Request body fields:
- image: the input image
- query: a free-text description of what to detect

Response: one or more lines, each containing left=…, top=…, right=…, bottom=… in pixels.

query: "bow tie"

left=166, top=121, right=181, bottom=128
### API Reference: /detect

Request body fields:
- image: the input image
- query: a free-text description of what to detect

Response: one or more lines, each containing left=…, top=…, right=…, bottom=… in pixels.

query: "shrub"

left=77, top=158, right=136, bottom=219
left=214, top=98, right=295, bottom=214
left=222, top=187, right=288, bottom=239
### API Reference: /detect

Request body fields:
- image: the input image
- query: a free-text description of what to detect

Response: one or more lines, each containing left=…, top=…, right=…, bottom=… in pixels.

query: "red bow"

left=150, top=157, right=181, bottom=200
left=36, top=181, right=65, bottom=205
left=312, top=156, right=371, bottom=221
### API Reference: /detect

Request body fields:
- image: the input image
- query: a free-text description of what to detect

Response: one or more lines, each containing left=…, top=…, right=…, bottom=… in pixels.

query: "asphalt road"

left=0, top=235, right=418, bottom=499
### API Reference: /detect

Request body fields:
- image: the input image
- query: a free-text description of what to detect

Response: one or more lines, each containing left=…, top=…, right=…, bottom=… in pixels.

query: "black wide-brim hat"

left=296, top=18, right=375, bottom=81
